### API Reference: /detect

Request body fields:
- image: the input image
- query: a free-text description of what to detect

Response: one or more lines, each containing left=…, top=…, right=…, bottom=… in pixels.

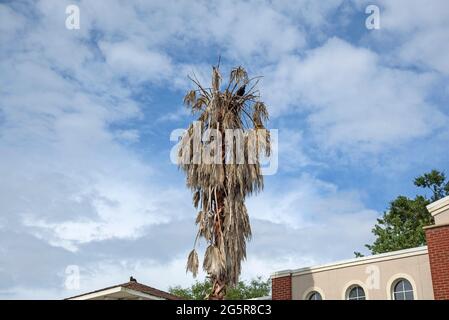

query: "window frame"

left=342, top=281, right=369, bottom=300
left=392, top=278, right=415, bottom=300
left=386, top=274, right=418, bottom=300
left=302, top=287, right=325, bottom=300
left=346, top=285, right=366, bottom=300
left=307, top=291, right=323, bottom=300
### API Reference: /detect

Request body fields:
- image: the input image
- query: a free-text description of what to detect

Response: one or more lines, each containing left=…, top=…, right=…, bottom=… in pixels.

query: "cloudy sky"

left=0, top=0, right=448, bottom=299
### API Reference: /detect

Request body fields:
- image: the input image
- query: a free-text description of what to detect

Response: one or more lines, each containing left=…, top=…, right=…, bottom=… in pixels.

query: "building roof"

left=66, top=277, right=182, bottom=300
left=271, top=246, right=429, bottom=278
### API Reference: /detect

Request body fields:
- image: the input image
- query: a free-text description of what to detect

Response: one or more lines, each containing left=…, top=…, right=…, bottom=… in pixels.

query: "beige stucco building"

left=272, top=195, right=449, bottom=300
left=273, top=246, right=432, bottom=300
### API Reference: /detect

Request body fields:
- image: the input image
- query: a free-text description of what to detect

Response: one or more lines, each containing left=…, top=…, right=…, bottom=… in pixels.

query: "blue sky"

left=0, top=0, right=448, bottom=299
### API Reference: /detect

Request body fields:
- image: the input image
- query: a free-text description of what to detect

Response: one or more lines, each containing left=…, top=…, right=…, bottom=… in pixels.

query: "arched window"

left=393, top=279, right=414, bottom=300
left=307, top=291, right=322, bottom=300
left=346, top=286, right=366, bottom=300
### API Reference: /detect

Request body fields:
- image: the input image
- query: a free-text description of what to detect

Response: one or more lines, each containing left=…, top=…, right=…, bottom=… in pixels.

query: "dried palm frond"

left=184, top=90, right=196, bottom=107
left=186, top=249, right=199, bottom=278
left=230, top=66, right=248, bottom=86
left=203, top=245, right=225, bottom=276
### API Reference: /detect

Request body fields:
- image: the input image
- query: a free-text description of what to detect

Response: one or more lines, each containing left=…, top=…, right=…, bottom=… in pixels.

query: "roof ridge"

left=65, top=280, right=182, bottom=300
left=122, top=281, right=181, bottom=299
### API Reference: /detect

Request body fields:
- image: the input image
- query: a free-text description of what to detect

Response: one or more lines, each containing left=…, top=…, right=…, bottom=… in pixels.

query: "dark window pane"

left=403, top=280, right=413, bottom=291
left=394, top=280, right=404, bottom=293
left=394, top=292, right=404, bottom=300
left=404, top=291, right=414, bottom=300
left=348, top=286, right=365, bottom=300
left=356, top=287, right=365, bottom=297
left=309, top=292, right=322, bottom=300
left=349, top=288, right=358, bottom=299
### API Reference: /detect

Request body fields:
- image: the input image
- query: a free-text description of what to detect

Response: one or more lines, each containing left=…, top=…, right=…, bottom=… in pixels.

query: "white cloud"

left=272, top=0, right=346, bottom=29
left=21, top=181, right=172, bottom=250
left=398, top=28, right=449, bottom=75
left=114, top=129, right=140, bottom=143
left=263, top=37, right=446, bottom=153
left=247, top=173, right=377, bottom=229
left=202, top=0, right=306, bottom=61
left=378, top=0, right=448, bottom=32
left=365, top=0, right=449, bottom=76
left=98, top=41, right=173, bottom=82
left=0, top=1, right=193, bottom=255
left=278, top=129, right=319, bottom=170
left=157, top=107, right=190, bottom=123
left=75, top=0, right=307, bottom=62
left=0, top=4, right=26, bottom=36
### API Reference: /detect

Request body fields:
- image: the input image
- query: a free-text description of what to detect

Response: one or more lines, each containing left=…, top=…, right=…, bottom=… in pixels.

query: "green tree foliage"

left=365, top=195, right=432, bottom=254
left=414, top=169, right=449, bottom=202
left=169, top=280, right=212, bottom=300
left=169, top=277, right=270, bottom=300
left=357, top=170, right=448, bottom=256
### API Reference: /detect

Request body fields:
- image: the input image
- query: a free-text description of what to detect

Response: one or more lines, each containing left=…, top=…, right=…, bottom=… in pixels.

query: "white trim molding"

left=68, top=286, right=165, bottom=300
left=271, top=246, right=428, bottom=279
left=426, top=195, right=449, bottom=215
left=69, top=287, right=122, bottom=300
left=426, top=195, right=449, bottom=226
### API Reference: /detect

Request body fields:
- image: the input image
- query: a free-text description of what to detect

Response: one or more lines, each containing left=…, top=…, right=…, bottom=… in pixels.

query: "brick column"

left=425, top=196, right=449, bottom=300
left=425, top=225, right=449, bottom=300
left=271, top=273, right=292, bottom=300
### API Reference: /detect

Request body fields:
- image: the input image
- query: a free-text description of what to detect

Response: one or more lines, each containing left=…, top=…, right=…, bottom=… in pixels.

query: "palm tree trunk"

left=210, top=275, right=226, bottom=300
left=209, top=196, right=226, bottom=299
left=208, top=121, right=227, bottom=300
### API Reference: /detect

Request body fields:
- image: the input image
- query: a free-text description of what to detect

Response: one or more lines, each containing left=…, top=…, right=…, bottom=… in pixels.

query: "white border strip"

left=68, top=286, right=166, bottom=300
left=271, top=246, right=428, bottom=279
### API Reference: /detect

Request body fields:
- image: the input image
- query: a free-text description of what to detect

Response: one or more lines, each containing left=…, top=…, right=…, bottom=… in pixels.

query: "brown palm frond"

left=186, top=249, right=199, bottom=278
left=230, top=66, right=248, bottom=85
left=183, top=90, right=196, bottom=107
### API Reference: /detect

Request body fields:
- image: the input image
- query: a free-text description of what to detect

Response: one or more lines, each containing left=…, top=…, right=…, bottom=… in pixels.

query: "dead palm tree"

left=180, top=65, right=270, bottom=300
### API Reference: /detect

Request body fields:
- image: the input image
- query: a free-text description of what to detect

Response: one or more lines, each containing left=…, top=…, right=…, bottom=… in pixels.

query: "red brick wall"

left=272, top=275, right=292, bottom=300
left=425, top=225, right=449, bottom=300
